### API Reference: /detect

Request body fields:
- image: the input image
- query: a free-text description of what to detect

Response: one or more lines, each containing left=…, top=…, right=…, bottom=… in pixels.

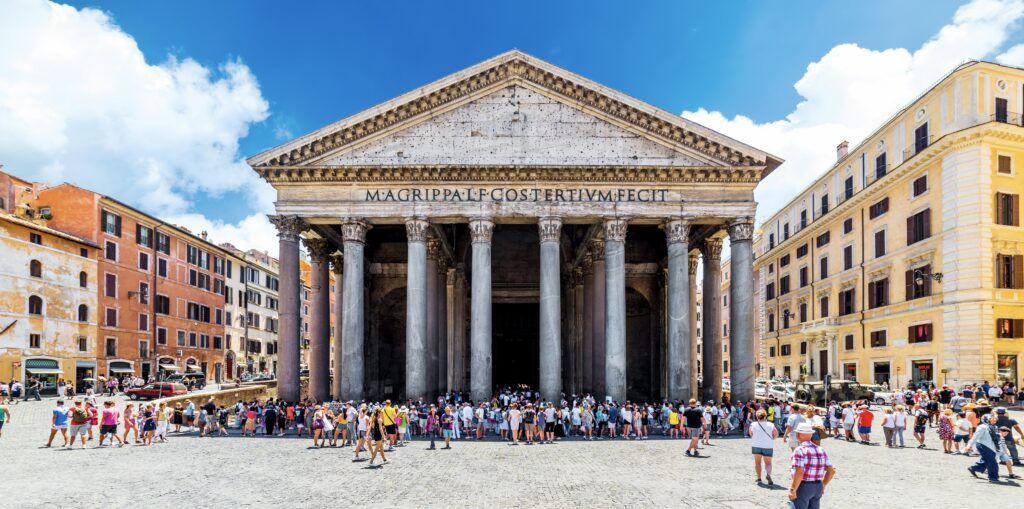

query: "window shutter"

left=997, top=256, right=1006, bottom=288
left=1016, top=255, right=1024, bottom=289
left=1014, top=195, right=1021, bottom=227
left=923, top=209, right=931, bottom=238
left=1015, top=319, right=1024, bottom=338
left=922, top=264, right=932, bottom=296
left=906, top=216, right=915, bottom=245
left=114, top=215, right=122, bottom=237
left=868, top=281, right=876, bottom=308
left=905, top=269, right=913, bottom=300
left=908, top=325, right=915, bottom=342
left=996, top=193, right=1004, bottom=224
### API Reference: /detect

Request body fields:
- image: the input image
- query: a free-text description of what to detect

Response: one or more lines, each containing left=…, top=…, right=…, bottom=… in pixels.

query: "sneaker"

left=968, top=467, right=979, bottom=479
left=766, top=475, right=774, bottom=486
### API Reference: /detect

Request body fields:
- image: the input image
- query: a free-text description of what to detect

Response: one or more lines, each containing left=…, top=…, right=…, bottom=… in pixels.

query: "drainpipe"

left=151, top=221, right=164, bottom=382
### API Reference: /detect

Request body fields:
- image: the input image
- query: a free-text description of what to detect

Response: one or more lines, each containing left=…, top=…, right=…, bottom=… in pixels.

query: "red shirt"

left=857, top=410, right=874, bottom=427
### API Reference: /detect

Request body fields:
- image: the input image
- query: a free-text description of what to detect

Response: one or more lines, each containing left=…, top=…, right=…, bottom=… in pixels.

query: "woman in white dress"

left=508, top=403, right=522, bottom=445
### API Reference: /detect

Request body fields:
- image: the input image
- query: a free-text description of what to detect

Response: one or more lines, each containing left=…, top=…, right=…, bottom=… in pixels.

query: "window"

left=844, top=176, right=854, bottom=199
left=874, top=230, right=886, bottom=258
left=783, top=223, right=790, bottom=240
left=844, top=334, right=854, bottom=350
left=839, top=288, right=856, bottom=315
left=104, top=273, right=116, bottom=298
left=78, top=304, right=88, bottom=322
left=843, top=218, right=854, bottom=234
left=767, top=313, right=775, bottom=332
left=869, top=197, right=889, bottom=219
left=997, top=318, right=1024, bottom=338
left=781, top=344, right=791, bottom=356
left=820, top=296, right=829, bottom=317
left=136, top=224, right=152, bottom=248
left=155, top=294, right=170, bottom=315
left=139, top=341, right=149, bottom=359
left=996, top=254, right=1023, bottom=289
left=768, top=263, right=774, bottom=274
left=723, top=323, right=728, bottom=336
left=819, top=257, right=829, bottom=279
left=769, top=346, right=776, bottom=357
left=875, top=153, right=887, bottom=179
left=156, top=232, right=170, bottom=254
left=79, top=271, right=87, bottom=288
left=779, top=275, right=790, bottom=295
left=29, top=233, right=42, bottom=245
left=765, top=282, right=775, bottom=300
left=29, top=259, right=42, bottom=277
left=799, top=266, right=808, bottom=287
left=996, top=97, right=1009, bottom=123
left=843, top=245, right=853, bottom=270
left=157, top=327, right=168, bottom=345
left=215, top=308, right=223, bottom=325
left=138, top=252, right=149, bottom=271
left=213, top=335, right=223, bottom=349
left=177, top=330, right=186, bottom=347
left=101, top=210, right=121, bottom=236
left=138, top=313, right=149, bottom=331
left=820, top=194, right=829, bottom=216
left=796, top=244, right=808, bottom=258
left=189, top=332, right=197, bottom=347
left=798, top=302, right=807, bottom=323
left=799, top=341, right=807, bottom=355
left=157, top=258, right=168, bottom=278
left=816, top=231, right=830, bottom=247
left=105, top=308, right=117, bottom=327
left=780, top=254, right=790, bottom=267
left=868, top=278, right=889, bottom=309
left=30, top=334, right=41, bottom=349
left=800, top=210, right=808, bottom=229
left=909, top=323, right=932, bottom=343
left=912, top=175, right=928, bottom=197
left=905, top=265, right=933, bottom=300
left=78, top=336, right=88, bottom=352
left=769, top=233, right=775, bottom=249
left=906, top=209, right=932, bottom=245
left=914, top=124, right=929, bottom=154
left=80, top=248, right=88, bottom=258
left=104, top=241, right=117, bottom=261
left=996, top=193, right=1019, bottom=226
left=28, top=295, right=43, bottom=315
left=998, top=155, right=1013, bottom=175
left=200, top=334, right=209, bottom=349
left=870, top=330, right=887, bottom=348
left=105, top=337, right=117, bottom=357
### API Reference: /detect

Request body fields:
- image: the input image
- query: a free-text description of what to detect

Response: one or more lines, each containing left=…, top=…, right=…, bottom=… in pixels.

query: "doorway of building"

left=492, top=303, right=539, bottom=391
left=818, top=350, right=829, bottom=379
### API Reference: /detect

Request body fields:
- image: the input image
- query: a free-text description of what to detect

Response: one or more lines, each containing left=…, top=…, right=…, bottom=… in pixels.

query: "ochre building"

left=250, top=51, right=781, bottom=404
left=757, top=60, right=1024, bottom=389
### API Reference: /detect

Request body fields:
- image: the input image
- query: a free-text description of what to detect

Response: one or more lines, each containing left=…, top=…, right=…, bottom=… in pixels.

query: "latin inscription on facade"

left=366, top=187, right=670, bottom=203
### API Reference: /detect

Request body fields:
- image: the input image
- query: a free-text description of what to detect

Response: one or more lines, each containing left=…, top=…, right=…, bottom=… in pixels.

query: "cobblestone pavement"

left=1, top=398, right=1020, bottom=508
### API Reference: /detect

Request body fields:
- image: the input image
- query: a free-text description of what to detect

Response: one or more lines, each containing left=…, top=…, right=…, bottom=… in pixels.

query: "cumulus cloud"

left=0, top=0, right=278, bottom=251
left=684, top=0, right=1024, bottom=226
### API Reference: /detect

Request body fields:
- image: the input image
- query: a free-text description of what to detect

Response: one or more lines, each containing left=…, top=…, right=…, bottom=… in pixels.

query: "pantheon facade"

left=248, top=51, right=781, bottom=405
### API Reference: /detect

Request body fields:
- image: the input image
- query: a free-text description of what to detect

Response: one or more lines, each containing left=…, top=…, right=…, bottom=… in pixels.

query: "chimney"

left=836, top=140, right=849, bottom=160
left=200, top=230, right=208, bottom=240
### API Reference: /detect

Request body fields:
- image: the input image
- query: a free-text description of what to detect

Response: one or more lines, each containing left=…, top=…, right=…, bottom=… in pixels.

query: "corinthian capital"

left=303, top=238, right=332, bottom=262
left=469, top=217, right=494, bottom=244
left=588, top=237, right=605, bottom=259
left=538, top=216, right=562, bottom=243
left=664, top=218, right=690, bottom=245
left=340, top=219, right=371, bottom=244
left=688, top=252, right=699, bottom=276
left=701, top=237, right=724, bottom=261
left=405, top=217, right=430, bottom=243
left=603, top=218, right=628, bottom=243
left=269, top=215, right=306, bottom=242
left=329, top=253, right=344, bottom=274
left=728, top=218, right=755, bottom=242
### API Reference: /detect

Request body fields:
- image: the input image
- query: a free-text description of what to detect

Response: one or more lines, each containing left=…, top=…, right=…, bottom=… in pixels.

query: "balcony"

left=902, top=134, right=935, bottom=162
left=994, top=111, right=1023, bottom=126
left=801, top=317, right=838, bottom=334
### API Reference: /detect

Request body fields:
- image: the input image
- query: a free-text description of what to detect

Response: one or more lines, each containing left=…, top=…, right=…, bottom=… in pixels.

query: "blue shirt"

left=53, top=407, right=69, bottom=426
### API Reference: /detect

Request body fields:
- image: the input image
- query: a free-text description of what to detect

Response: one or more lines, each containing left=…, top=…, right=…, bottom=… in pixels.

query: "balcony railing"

left=993, top=111, right=1023, bottom=127
left=801, top=317, right=838, bottom=333
left=902, top=135, right=936, bottom=162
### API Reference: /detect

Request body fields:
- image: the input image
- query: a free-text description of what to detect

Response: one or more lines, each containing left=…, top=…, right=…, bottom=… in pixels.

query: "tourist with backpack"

left=66, top=400, right=90, bottom=449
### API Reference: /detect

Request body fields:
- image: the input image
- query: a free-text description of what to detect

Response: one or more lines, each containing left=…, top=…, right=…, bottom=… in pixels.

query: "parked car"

left=794, top=380, right=875, bottom=407
left=863, top=384, right=895, bottom=405
left=769, top=383, right=795, bottom=402
left=164, top=373, right=206, bottom=389
left=125, top=382, right=187, bottom=400
left=755, top=380, right=768, bottom=397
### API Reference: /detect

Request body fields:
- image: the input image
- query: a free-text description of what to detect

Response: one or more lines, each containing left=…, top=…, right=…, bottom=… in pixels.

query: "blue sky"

left=5, top=0, right=1022, bottom=253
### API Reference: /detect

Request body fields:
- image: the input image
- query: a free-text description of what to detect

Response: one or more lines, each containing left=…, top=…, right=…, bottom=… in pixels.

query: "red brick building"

left=29, top=184, right=230, bottom=381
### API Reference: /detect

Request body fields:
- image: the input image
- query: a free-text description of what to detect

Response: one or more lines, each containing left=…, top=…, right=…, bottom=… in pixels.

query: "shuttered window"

left=906, top=209, right=931, bottom=245
left=870, top=330, right=887, bottom=348
left=905, top=265, right=933, bottom=300
left=997, top=318, right=1024, bottom=338
left=868, top=278, right=888, bottom=309
left=869, top=197, right=890, bottom=219
left=912, top=175, right=928, bottom=196
left=998, top=155, right=1013, bottom=175
left=908, top=323, right=932, bottom=343
left=874, top=230, right=886, bottom=258
left=996, top=254, right=1024, bottom=289
left=995, top=193, right=1020, bottom=226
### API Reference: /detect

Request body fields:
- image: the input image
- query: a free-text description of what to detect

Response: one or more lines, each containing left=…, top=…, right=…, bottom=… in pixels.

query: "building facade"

left=757, top=60, right=1024, bottom=389
left=249, top=51, right=780, bottom=404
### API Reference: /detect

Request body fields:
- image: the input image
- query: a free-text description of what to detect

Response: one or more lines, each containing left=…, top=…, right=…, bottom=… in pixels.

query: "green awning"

left=25, top=358, right=60, bottom=374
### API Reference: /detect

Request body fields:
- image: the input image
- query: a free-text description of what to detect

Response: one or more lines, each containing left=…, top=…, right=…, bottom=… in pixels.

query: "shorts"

left=545, top=422, right=555, bottom=432
left=858, top=426, right=871, bottom=434
left=53, top=423, right=68, bottom=430
left=688, top=427, right=702, bottom=437
left=914, top=425, right=926, bottom=434
left=954, top=435, right=969, bottom=443
left=443, top=429, right=453, bottom=439
left=843, top=423, right=854, bottom=430
left=751, top=447, right=774, bottom=457
left=385, top=424, right=397, bottom=435
left=100, top=424, right=118, bottom=434
left=69, top=424, right=87, bottom=436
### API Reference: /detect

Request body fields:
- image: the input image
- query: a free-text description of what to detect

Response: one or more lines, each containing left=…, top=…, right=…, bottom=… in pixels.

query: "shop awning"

left=186, top=365, right=202, bottom=372
left=158, top=363, right=179, bottom=371
left=108, top=361, right=134, bottom=373
left=25, top=358, right=61, bottom=374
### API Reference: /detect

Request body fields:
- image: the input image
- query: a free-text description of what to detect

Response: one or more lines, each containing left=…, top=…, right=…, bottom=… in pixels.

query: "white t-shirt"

left=842, top=407, right=856, bottom=425
left=989, top=386, right=1003, bottom=397
left=544, top=407, right=555, bottom=421
left=620, top=409, right=632, bottom=422
left=786, top=413, right=806, bottom=442
left=893, top=411, right=907, bottom=427
left=881, top=414, right=895, bottom=428
left=749, top=420, right=776, bottom=449
left=954, top=418, right=971, bottom=436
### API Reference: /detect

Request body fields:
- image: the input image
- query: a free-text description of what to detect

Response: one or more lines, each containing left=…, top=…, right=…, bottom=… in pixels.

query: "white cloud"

left=163, top=212, right=280, bottom=259
left=0, top=0, right=278, bottom=251
left=997, top=43, right=1024, bottom=65
left=684, top=0, right=1024, bottom=226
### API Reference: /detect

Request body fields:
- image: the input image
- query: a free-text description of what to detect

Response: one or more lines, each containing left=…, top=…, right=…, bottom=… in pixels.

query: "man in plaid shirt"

left=789, top=423, right=836, bottom=509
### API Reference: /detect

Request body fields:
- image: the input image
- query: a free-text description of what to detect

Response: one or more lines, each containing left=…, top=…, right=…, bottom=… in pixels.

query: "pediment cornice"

left=247, top=51, right=781, bottom=175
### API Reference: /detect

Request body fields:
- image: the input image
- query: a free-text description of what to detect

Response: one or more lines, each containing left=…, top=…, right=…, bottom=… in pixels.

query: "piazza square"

left=2, top=1, right=1024, bottom=507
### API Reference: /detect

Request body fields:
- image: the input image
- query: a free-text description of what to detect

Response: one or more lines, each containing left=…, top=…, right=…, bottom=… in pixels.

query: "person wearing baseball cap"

left=789, top=422, right=835, bottom=508
left=993, top=406, right=1024, bottom=466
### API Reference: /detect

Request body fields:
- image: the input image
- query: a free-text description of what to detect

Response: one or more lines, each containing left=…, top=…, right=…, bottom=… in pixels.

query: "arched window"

left=79, top=271, right=88, bottom=288
left=28, top=295, right=43, bottom=315
left=78, top=304, right=88, bottom=322
left=30, top=259, right=42, bottom=278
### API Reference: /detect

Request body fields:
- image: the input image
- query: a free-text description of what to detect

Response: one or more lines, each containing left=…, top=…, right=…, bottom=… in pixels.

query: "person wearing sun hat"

left=789, top=422, right=836, bottom=508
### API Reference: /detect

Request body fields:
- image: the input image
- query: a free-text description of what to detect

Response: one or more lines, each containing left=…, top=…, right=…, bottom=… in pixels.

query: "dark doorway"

left=626, top=288, right=657, bottom=401
left=492, top=303, right=539, bottom=390
left=372, top=287, right=406, bottom=400
left=818, top=350, right=828, bottom=379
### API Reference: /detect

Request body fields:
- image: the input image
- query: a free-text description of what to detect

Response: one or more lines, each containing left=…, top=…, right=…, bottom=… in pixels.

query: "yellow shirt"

left=382, top=406, right=397, bottom=426
left=668, top=411, right=680, bottom=425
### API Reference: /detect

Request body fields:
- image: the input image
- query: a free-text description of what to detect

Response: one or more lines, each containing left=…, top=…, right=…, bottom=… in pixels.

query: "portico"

left=250, top=50, right=781, bottom=403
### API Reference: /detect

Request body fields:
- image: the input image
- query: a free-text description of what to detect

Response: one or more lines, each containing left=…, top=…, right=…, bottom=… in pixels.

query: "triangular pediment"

left=247, top=50, right=782, bottom=175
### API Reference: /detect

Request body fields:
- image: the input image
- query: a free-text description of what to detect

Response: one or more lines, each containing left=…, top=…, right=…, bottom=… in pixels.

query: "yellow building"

left=757, top=60, right=1024, bottom=390
left=0, top=212, right=99, bottom=393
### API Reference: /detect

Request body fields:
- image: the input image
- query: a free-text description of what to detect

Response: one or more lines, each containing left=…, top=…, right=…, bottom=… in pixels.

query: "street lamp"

left=913, top=268, right=943, bottom=286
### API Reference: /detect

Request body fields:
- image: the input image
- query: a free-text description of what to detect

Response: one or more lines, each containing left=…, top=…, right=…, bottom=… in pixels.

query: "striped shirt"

left=791, top=441, right=832, bottom=481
